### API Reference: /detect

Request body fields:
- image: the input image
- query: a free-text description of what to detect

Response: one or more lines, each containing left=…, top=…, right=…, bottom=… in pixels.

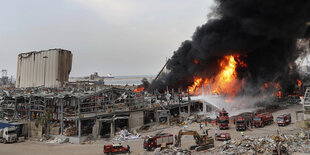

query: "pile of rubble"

left=113, top=129, right=141, bottom=141
left=212, top=132, right=310, bottom=154
left=63, top=125, right=76, bottom=136
left=158, top=147, right=191, bottom=155
left=46, top=136, right=69, bottom=144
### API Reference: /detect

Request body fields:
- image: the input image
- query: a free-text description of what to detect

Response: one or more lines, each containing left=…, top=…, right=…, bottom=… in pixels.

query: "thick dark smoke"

left=152, top=0, right=310, bottom=94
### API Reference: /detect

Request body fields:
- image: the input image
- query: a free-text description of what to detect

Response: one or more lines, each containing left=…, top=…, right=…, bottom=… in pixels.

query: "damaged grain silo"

left=16, top=49, right=72, bottom=88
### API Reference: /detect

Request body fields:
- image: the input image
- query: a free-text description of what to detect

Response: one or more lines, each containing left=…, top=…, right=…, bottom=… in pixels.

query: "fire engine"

left=236, top=112, right=254, bottom=131
left=143, top=133, right=173, bottom=151
left=253, top=112, right=273, bottom=127
left=277, top=113, right=291, bottom=126
left=218, top=108, right=229, bottom=130
left=236, top=116, right=247, bottom=131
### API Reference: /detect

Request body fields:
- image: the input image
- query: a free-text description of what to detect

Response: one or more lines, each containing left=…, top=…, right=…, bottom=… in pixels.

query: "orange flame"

left=188, top=77, right=203, bottom=93
left=260, top=82, right=283, bottom=98
left=276, top=91, right=282, bottom=98
left=134, top=87, right=144, bottom=93
left=297, top=79, right=302, bottom=87
left=188, top=54, right=246, bottom=97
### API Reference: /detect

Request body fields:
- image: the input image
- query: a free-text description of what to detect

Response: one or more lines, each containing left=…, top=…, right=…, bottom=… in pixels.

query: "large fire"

left=259, top=82, right=282, bottom=98
left=188, top=54, right=245, bottom=97
left=297, top=79, right=302, bottom=87
left=134, top=87, right=144, bottom=93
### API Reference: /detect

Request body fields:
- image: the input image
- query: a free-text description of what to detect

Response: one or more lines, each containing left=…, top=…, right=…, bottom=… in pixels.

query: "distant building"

left=68, top=72, right=105, bottom=88
left=16, top=49, right=72, bottom=88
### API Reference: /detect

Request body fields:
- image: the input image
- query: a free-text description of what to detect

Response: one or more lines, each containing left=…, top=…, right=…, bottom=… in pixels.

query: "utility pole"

left=178, top=88, right=181, bottom=121
left=43, top=56, right=48, bottom=87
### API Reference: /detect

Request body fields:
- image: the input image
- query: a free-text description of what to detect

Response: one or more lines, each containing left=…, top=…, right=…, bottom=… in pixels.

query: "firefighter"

left=127, top=145, right=130, bottom=153
left=215, top=128, right=218, bottom=136
left=241, top=131, right=244, bottom=138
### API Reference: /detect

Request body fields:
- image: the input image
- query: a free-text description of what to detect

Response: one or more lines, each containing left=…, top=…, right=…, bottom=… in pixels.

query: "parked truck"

left=218, top=108, right=229, bottom=130
left=0, top=122, right=17, bottom=143
left=236, top=116, right=247, bottom=131
left=253, top=113, right=273, bottom=127
left=236, top=112, right=254, bottom=131
left=277, top=113, right=291, bottom=126
left=143, top=133, right=173, bottom=151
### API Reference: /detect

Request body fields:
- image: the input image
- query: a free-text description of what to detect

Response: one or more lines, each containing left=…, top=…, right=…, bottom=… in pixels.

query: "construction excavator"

left=175, top=130, right=214, bottom=151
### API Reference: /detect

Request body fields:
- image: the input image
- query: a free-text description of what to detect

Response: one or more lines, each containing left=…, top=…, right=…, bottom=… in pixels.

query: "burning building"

left=16, top=49, right=72, bottom=88
left=152, top=0, right=310, bottom=99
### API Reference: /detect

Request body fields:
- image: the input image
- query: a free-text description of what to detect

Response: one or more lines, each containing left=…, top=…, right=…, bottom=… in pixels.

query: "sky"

left=0, top=0, right=214, bottom=77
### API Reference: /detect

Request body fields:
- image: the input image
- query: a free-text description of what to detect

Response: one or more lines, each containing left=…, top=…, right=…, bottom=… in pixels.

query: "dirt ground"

left=0, top=104, right=304, bottom=155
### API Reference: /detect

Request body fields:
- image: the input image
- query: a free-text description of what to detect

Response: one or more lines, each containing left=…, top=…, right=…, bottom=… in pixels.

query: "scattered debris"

left=211, top=132, right=310, bottom=154
left=46, top=137, right=70, bottom=144
left=139, top=125, right=150, bottom=131
left=159, top=147, right=191, bottom=155
left=113, top=129, right=141, bottom=141
left=63, top=125, right=76, bottom=136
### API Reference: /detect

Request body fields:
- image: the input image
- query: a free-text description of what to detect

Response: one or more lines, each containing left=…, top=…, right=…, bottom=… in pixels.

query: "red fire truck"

left=253, top=113, right=273, bottom=127
left=103, top=143, right=130, bottom=154
left=218, top=108, right=229, bottom=130
left=236, top=116, right=247, bottom=131
left=277, top=113, right=291, bottom=126
left=143, top=133, right=174, bottom=151
left=235, top=112, right=254, bottom=131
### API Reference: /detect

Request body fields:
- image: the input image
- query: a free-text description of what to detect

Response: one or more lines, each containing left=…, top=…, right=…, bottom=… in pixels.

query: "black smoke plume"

left=152, top=0, right=310, bottom=94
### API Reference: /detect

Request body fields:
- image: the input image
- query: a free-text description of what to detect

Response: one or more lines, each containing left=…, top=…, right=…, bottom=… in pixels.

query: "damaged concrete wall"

left=30, top=121, right=43, bottom=138
left=92, top=120, right=100, bottom=138
left=129, top=111, right=144, bottom=130
left=16, top=49, right=72, bottom=88
left=57, top=50, right=72, bottom=87
left=50, top=126, right=60, bottom=135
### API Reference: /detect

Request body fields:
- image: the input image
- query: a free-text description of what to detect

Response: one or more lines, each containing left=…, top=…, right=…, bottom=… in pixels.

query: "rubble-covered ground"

left=209, top=133, right=310, bottom=155
left=0, top=104, right=309, bottom=155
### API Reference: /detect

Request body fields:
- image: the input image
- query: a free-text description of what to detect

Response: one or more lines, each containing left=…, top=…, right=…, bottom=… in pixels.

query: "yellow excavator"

left=175, top=130, right=214, bottom=151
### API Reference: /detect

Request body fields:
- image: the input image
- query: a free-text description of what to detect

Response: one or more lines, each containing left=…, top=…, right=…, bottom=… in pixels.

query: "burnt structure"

left=0, top=87, right=211, bottom=142
left=152, top=0, right=310, bottom=95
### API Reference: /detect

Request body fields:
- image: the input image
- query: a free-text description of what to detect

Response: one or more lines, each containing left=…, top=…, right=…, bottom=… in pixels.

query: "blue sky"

left=0, top=0, right=213, bottom=77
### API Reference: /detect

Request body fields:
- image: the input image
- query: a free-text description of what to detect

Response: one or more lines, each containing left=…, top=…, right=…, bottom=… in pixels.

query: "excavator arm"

left=175, top=130, right=201, bottom=147
left=175, top=129, right=214, bottom=152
